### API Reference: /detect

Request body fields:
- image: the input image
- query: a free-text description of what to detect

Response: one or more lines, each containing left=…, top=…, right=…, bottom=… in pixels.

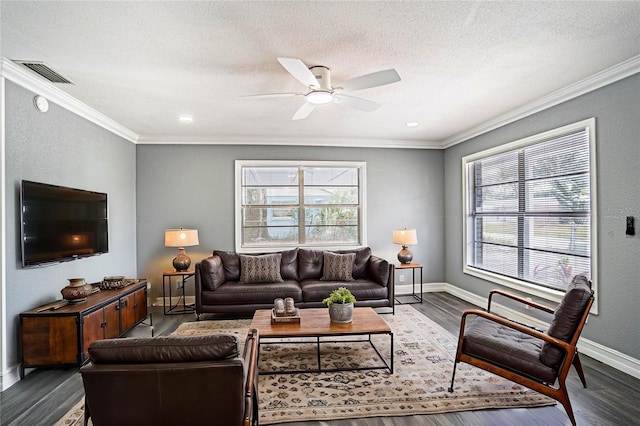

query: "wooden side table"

left=394, top=263, right=423, bottom=304
left=162, top=270, right=195, bottom=315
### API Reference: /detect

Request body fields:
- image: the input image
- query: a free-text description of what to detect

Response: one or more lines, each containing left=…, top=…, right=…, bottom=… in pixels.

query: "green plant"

left=322, top=287, right=356, bottom=306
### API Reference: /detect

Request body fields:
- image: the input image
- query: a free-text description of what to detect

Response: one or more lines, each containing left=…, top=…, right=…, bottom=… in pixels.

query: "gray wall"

left=444, top=74, right=640, bottom=359
left=4, top=81, right=137, bottom=368
left=136, top=145, right=445, bottom=302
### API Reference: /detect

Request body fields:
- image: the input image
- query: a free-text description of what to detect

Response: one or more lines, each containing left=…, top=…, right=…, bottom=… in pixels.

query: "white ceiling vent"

left=15, top=61, right=75, bottom=85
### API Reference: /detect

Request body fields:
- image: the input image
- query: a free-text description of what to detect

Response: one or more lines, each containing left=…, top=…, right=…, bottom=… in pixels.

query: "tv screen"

left=20, top=180, right=108, bottom=268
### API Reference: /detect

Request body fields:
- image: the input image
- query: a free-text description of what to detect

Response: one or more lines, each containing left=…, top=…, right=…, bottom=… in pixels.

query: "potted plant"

left=322, top=287, right=356, bottom=323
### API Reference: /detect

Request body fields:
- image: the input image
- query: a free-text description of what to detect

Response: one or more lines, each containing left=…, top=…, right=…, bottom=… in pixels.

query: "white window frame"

left=235, top=160, right=367, bottom=253
left=462, top=118, right=598, bottom=312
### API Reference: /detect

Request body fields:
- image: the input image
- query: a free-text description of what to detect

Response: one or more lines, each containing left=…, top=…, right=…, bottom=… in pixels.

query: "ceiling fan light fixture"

left=306, top=90, right=333, bottom=105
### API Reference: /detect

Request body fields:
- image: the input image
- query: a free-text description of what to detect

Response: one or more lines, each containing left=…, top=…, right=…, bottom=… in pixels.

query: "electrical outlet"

left=176, top=280, right=183, bottom=289
left=399, top=274, right=405, bottom=283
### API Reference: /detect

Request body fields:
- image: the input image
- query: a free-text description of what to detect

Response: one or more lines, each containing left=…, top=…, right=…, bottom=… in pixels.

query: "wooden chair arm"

left=244, top=328, right=259, bottom=426
left=488, top=289, right=555, bottom=314
left=461, top=309, right=574, bottom=354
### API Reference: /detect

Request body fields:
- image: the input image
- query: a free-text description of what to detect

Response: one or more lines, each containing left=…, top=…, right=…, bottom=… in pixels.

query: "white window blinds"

left=467, top=123, right=593, bottom=292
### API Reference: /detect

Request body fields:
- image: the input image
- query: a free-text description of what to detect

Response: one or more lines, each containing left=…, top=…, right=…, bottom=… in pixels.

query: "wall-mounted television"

left=20, top=180, right=108, bottom=268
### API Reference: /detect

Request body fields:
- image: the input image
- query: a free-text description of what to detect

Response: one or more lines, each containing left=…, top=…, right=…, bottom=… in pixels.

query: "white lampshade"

left=164, top=228, right=199, bottom=248
left=392, top=229, right=417, bottom=246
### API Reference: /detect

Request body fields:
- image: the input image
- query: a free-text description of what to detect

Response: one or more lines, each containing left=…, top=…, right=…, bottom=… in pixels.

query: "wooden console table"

left=19, top=279, right=152, bottom=378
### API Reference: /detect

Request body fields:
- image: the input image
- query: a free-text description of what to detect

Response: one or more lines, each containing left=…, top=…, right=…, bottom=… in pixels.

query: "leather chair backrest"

left=81, top=335, right=246, bottom=426
left=540, top=274, right=593, bottom=367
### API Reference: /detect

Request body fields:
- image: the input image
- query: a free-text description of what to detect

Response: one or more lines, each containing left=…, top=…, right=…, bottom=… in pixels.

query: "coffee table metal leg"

left=389, top=331, right=393, bottom=374
left=257, top=334, right=393, bottom=375
left=368, top=332, right=393, bottom=374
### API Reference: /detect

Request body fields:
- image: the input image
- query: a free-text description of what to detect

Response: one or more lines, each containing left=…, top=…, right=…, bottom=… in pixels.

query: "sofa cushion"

left=541, top=274, right=592, bottom=367
left=321, top=251, right=355, bottom=281
left=298, top=249, right=324, bottom=280
left=88, top=335, right=239, bottom=364
left=201, top=280, right=302, bottom=305
left=214, top=250, right=240, bottom=281
left=280, top=248, right=299, bottom=280
left=300, top=279, right=387, bottom=302
left=239, top=253, right=284, bottom=284
left=462, top=317, right=557, bottom=383
left=336, top=247, right=371, bottom=279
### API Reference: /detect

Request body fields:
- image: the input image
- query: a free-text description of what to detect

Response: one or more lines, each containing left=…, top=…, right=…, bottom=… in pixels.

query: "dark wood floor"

left=2, top=292, right=639, bottom=425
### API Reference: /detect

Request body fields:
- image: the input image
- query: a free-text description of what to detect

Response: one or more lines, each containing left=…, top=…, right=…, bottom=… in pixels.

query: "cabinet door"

left=103, top=300, right=120, bottom=339
left=21, top=316, right=78, bottom=366
left=120, top=293, right=137, bottom=333
left=82, top=309, right=105, bottom=362
left=133, top=287, right=148, bottom=324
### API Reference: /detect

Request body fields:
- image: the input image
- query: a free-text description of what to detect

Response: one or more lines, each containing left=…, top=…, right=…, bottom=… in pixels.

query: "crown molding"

left=0, top=58, right=139, bottom=143
left=136, top=134, right=443, bottom=149
left=441, top=54, right=640, bottom=149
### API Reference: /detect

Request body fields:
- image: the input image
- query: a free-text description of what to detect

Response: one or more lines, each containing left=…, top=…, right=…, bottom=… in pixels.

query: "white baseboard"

left=395, top=282, right=447, bottom=296
left=154, top=296, right=196, bottom=307
left=1, top=365, right=20, bottom=391
left=443, top=282, right=640, bottom=380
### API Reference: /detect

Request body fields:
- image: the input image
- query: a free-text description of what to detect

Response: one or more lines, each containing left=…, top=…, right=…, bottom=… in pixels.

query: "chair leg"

left=448, top=361, right=458, bottom=392
left=556, top=382, right=577, bottom=426
left=572, top=352, right=588, bottom=388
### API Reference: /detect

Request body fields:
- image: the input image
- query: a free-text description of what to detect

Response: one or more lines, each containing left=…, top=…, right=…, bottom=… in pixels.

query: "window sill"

left=463, top=265, right=566, bottom=305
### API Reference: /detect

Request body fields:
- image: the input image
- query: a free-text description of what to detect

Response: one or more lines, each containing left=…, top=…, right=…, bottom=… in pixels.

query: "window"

left=463, top=118, right=597, bottom=305
left=236, top=161, right=366, bottom=250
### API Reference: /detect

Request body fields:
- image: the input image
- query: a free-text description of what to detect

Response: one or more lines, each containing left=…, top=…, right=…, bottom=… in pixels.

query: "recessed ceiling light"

left=405, top=121, right=419, bottom=128
left=179, top=115, right=193, bottom=123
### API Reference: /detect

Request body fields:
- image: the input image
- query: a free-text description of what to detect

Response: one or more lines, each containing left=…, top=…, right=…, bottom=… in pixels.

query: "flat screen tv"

left=20, top=180, right=108, bottom=268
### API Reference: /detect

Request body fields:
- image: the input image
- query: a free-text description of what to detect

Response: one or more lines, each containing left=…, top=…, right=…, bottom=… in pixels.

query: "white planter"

left=328, top=303, right=354, bottom=323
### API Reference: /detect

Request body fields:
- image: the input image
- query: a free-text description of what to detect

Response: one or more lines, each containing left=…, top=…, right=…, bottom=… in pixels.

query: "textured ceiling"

left=1, top=1, right=639, bottom=147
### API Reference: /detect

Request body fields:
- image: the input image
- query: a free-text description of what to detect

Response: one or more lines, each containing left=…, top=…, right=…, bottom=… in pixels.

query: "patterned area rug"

left=56, top=305, right=554, bottom=425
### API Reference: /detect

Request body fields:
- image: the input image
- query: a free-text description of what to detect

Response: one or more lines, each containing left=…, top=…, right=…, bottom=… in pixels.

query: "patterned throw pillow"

left=239, top=253, right=284, bottom=284
left=321, top=252, right=355, bottom=281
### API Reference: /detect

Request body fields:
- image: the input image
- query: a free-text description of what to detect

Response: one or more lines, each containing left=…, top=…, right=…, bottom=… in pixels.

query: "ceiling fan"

left=245, top=57, right=401, bottom=120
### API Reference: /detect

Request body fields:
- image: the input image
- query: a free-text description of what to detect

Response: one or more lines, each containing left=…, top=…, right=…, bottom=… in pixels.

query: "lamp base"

left=172, top=248, right=192, bottom=271
left=397, top=246, right=413, bottom=264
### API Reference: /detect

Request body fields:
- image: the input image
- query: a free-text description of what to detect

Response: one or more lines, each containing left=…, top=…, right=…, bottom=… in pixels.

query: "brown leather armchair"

left=448, top=275, right=594, bottom=426
left=80, top=330, right=259, bottom=426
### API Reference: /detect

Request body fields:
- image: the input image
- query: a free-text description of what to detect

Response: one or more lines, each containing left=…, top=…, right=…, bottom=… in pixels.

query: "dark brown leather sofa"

left=80, top=331, right=259, bottom=426
left=195, top=247, right=394, bottom=317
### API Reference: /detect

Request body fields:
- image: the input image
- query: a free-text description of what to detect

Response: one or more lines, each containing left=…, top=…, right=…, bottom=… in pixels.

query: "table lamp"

left=165, top=228, right=199, bottom=271
left=392, top=228, right=417, bottom=264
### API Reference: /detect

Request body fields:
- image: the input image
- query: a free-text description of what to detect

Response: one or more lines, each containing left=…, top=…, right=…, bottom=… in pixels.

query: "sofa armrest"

left=195, top=255, right=226, bottom=292
left=368, top=255, right=391, bottom=286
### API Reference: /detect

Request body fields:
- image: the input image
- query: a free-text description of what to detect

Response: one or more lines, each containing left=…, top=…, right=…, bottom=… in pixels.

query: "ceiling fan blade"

left=334, top=94, right=380, bottom=112
left=292, top=102, right=316, bottom=120
left=277, top=57, right=319, bottom=88
left=339, top=69, right=401, bottom=92
left=241, top=93, right=299, bottom=99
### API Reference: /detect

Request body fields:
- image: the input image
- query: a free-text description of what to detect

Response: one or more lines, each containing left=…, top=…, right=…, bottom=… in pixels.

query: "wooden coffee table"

left=250, top=307, right=393, bottom=374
